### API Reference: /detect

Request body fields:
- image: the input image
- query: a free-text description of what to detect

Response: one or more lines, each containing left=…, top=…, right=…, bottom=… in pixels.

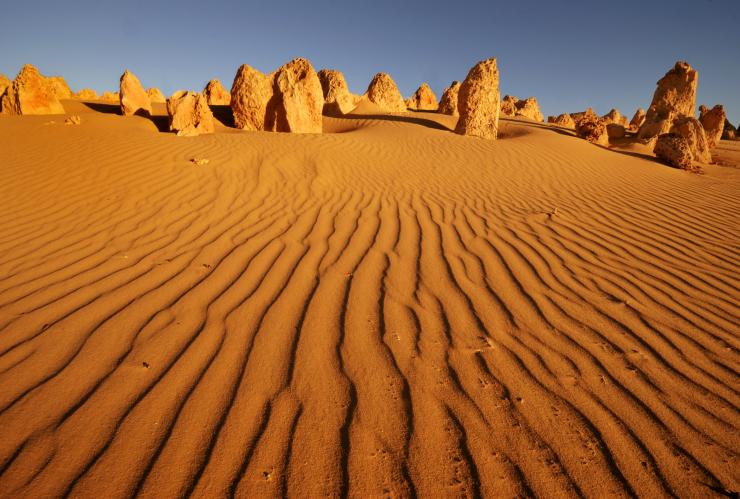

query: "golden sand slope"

left=0, top=101, right=738, bottom=498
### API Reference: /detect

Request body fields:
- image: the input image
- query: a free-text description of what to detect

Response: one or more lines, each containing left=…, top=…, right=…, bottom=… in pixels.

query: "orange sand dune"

left=0, top=101, right=738, bottom=498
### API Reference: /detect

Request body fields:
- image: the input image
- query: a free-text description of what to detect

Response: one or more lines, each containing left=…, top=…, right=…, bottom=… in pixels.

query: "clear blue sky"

left=1, top=0, right=738, bottom=125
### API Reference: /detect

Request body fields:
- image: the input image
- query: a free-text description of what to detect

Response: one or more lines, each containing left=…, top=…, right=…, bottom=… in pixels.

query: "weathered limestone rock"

left=317, top=69, right=356, bottom=115
left=272, top=57, right=324, bottom=133
left=166, top=90, right=215, bottom=136
left=0, top=74, right=10, bottom=101
left=230, top=64, right=273, bottom=130
left=654, top=133, right=696, bottom=170
left=407, top=83, right=438, bottom=111
left=500, top=95, right=518, bottom=116
left=438, top=81, right=460, bottom=115
left=203, top=79, right=231, bottom=105
left=75, top=88, right=99, bottom=100
left=0, top=64, right=65, bottom=115
left=670, top=116, right=711, bottom=163
left=147, top=87, right=166, bottom=103
left=575, top=114, right=609, bottom=146
left=722, top=119, right=737, bottom=140
left=571, top=107, right=597, bottom=124
left=602, top=108, right=627, bottom=126
left=101, top=91, right=119, bottom=101
left=550, top=113, right=575, bottom=128
left=119, top=70, right=151, bottom=116
left=365, top=73, right=406, bottom=113
left=65, top=115, right=81, bottom=125
left=454, top=58, right=500, bottom=140
left=606, top=123, right=626, bottom=139
left=231, top=58, right=324, bottom=133
left=629, top=108, right=646, bottom=129
left=515, top=97, right=544, bottom=122
left=48, top=76, right=72, bottom=99
left=698, top=104, right=725, bottom=148
left=638, top=61, right=698, bottom=142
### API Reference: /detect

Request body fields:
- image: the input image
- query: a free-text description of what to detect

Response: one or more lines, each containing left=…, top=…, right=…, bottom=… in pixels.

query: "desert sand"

left=0, top=97, right=738, bottom=498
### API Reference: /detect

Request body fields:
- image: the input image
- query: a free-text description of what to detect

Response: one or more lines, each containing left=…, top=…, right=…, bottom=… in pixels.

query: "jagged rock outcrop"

left=670, top=116, right=711, bottom=163
left=654, top=133, right=696, bottom=171
left=455, top=58, right=500, bottom=140
left=698, top=104, right=725, bottom=148
left=549, top=113, right=575, bottom=128
left=438, top=81, right=460, bottom=116
left=500, top=95, right=518, bottom=117
left=231, top=58, right=323, bottom=133
left=101, top=91, right=119, bottom=101
left=166, top=90, right=215, bottom=136
left=119, top=70, right=151, bottom=116
left=0, top=64, right=65, bottom=115
left=575, top=114, right=609, bottom=146
left=407, top=83, right=438, bottom=111
left=629, top=108, right=646, bottom=129
left=75, top=88, right=99, bottom=100
left=47, top=76, right=72, bottom=99
left=515, top=97, right=544, bottom=122
left=203, top=79, right=231, bottom=105
left=317, top=69, right=356, bottom=115
left=147, top=87, right=166, bottom=103
left=365, top=73, right=406, bottom=113
left=638, top=61, right=698, bottom=142
left=602, top=108, right=628, bottom=126
left=571, top=107, right=597, bottom=124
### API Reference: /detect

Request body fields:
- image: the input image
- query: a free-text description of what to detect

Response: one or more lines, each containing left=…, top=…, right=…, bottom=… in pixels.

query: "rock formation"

left=722, top=119, right=737, bottom=140
left=638, top=61, right=698, bottom=142
left=606, top=123, right=626, bottom=139
left=698, top=104, right=725, bottom=148
left=166, top=90, right=215, bottom=136
left=629, top=108, right=646, bottom=130
left=654, top=133, right=696, bottom=171
left=75, top=88, right=99, bottom=100
left=407, top=83, right=438, bottom=111
left=47, top=76, right=72, bottom=99
left=365, top=73, right=406, bottom=113
left=438, top=81, right=460, bottom=116
left=231, top=58, right=324, bottom=133
left=231, top=64, right=273, bottom=130
left=119, top=70, right=151, bottom=116
left=204, top=79, right=231, bottom=105
left=602, top=108, right=628, bottom=126
left=500, top=95, right=518, bottom=117
left=670, top=117, right=711, bottom=163
left=571, top=108, right=597, bottom=124
left=318, top=69, right=357, bottom=115
left=147, top=87, right=166, bottom=103
left=515, top=97, right=544, bottom=122
left=575, top=114, right=609, bottom=146
left=272, top=57, right=324, bottom=133
left=101, top=91, right=119, bottom=101
left=550, top=113, right=575, bottom=128
left=455, top=58, right=500, bottom=140
left=0, top=74, right=10, bottom=100
left=0, top=64, right=65, bottom=115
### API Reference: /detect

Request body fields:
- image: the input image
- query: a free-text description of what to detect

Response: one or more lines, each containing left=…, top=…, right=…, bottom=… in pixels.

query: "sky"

left=1, top=0, right=738, bottom=125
